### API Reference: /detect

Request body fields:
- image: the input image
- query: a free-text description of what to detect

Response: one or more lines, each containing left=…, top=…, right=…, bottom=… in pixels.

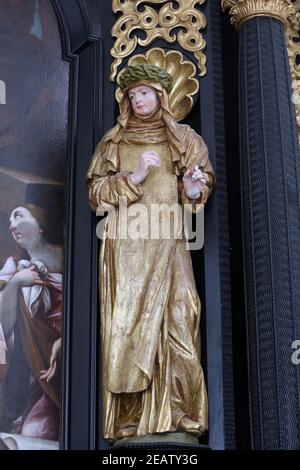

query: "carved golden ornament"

left=220, top=0, right=296, bottom=29
left=110, top=0, right=207, bottom=81
left=286, top=1, right=300, bottom=143
left=116, top=48, right=199, bottom=121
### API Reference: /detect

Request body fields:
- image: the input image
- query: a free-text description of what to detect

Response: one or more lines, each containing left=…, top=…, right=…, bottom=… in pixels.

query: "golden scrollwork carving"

left=110, top=0, right=207, bottom=81
left=116, top=48, right=199, bottom=121
left=220, top=0, right=296, bottom=29
left=286, top=1, right=300, bottom=142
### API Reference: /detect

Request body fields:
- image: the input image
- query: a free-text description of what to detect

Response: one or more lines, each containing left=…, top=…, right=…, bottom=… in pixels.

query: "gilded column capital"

left=220, top=0, right=296, bottom=30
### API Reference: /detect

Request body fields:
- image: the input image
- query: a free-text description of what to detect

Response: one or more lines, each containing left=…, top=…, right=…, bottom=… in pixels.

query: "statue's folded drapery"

left=87, top=83, right=215, bottom=441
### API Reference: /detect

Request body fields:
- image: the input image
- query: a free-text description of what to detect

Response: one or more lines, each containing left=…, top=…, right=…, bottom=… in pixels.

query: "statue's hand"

left=183, top=165, right=206, bottom=199
left=130, top=150, right=161, bottom=185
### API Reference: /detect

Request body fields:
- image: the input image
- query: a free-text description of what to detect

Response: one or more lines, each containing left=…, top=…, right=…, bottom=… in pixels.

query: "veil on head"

left=102, top=64, right=185, bottom=161
left=88, top=54, right=200, bottom=181
left=116, top=48, right=199, bottom=123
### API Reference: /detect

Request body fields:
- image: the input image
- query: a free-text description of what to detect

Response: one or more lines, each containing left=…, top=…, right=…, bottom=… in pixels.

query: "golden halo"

left=116, top=48, right=199, bottom=122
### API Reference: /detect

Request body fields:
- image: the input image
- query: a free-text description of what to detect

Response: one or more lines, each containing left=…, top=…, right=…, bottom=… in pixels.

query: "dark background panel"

left=0, top=0, right=69, bottom=180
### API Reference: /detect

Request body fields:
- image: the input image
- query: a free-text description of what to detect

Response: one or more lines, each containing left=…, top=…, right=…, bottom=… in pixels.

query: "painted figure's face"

left=9, top=207, right=42, bottom=250
left=128, top=85, right=159, bottom=116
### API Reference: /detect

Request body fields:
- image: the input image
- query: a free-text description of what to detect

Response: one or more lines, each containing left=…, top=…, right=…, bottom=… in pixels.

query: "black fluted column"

left=239, top=16, right=300, bottom=449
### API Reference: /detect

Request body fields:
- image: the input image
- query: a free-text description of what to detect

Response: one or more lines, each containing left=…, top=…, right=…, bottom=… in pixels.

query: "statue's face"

left=9, top=207, right=42, bottom=250
left=128, top=85, right=159, bottom=116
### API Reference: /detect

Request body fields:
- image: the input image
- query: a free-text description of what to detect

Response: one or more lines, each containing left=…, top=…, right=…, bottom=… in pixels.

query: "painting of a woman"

left=0, top=204, right=62, bottom=442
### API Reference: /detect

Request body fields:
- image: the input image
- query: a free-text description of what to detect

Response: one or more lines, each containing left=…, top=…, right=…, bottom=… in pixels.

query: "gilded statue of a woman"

left=87, top=64, right=215, bottom=442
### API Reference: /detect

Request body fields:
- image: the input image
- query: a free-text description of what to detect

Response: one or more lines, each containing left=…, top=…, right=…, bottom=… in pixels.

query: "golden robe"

left=87, top=90, right=215, bottom=441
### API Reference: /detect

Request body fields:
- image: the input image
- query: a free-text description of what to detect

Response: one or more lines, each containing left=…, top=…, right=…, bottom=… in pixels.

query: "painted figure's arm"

left=0, top=267, right=42, bottom=336
left=40, top=337, right=62, bottom=383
